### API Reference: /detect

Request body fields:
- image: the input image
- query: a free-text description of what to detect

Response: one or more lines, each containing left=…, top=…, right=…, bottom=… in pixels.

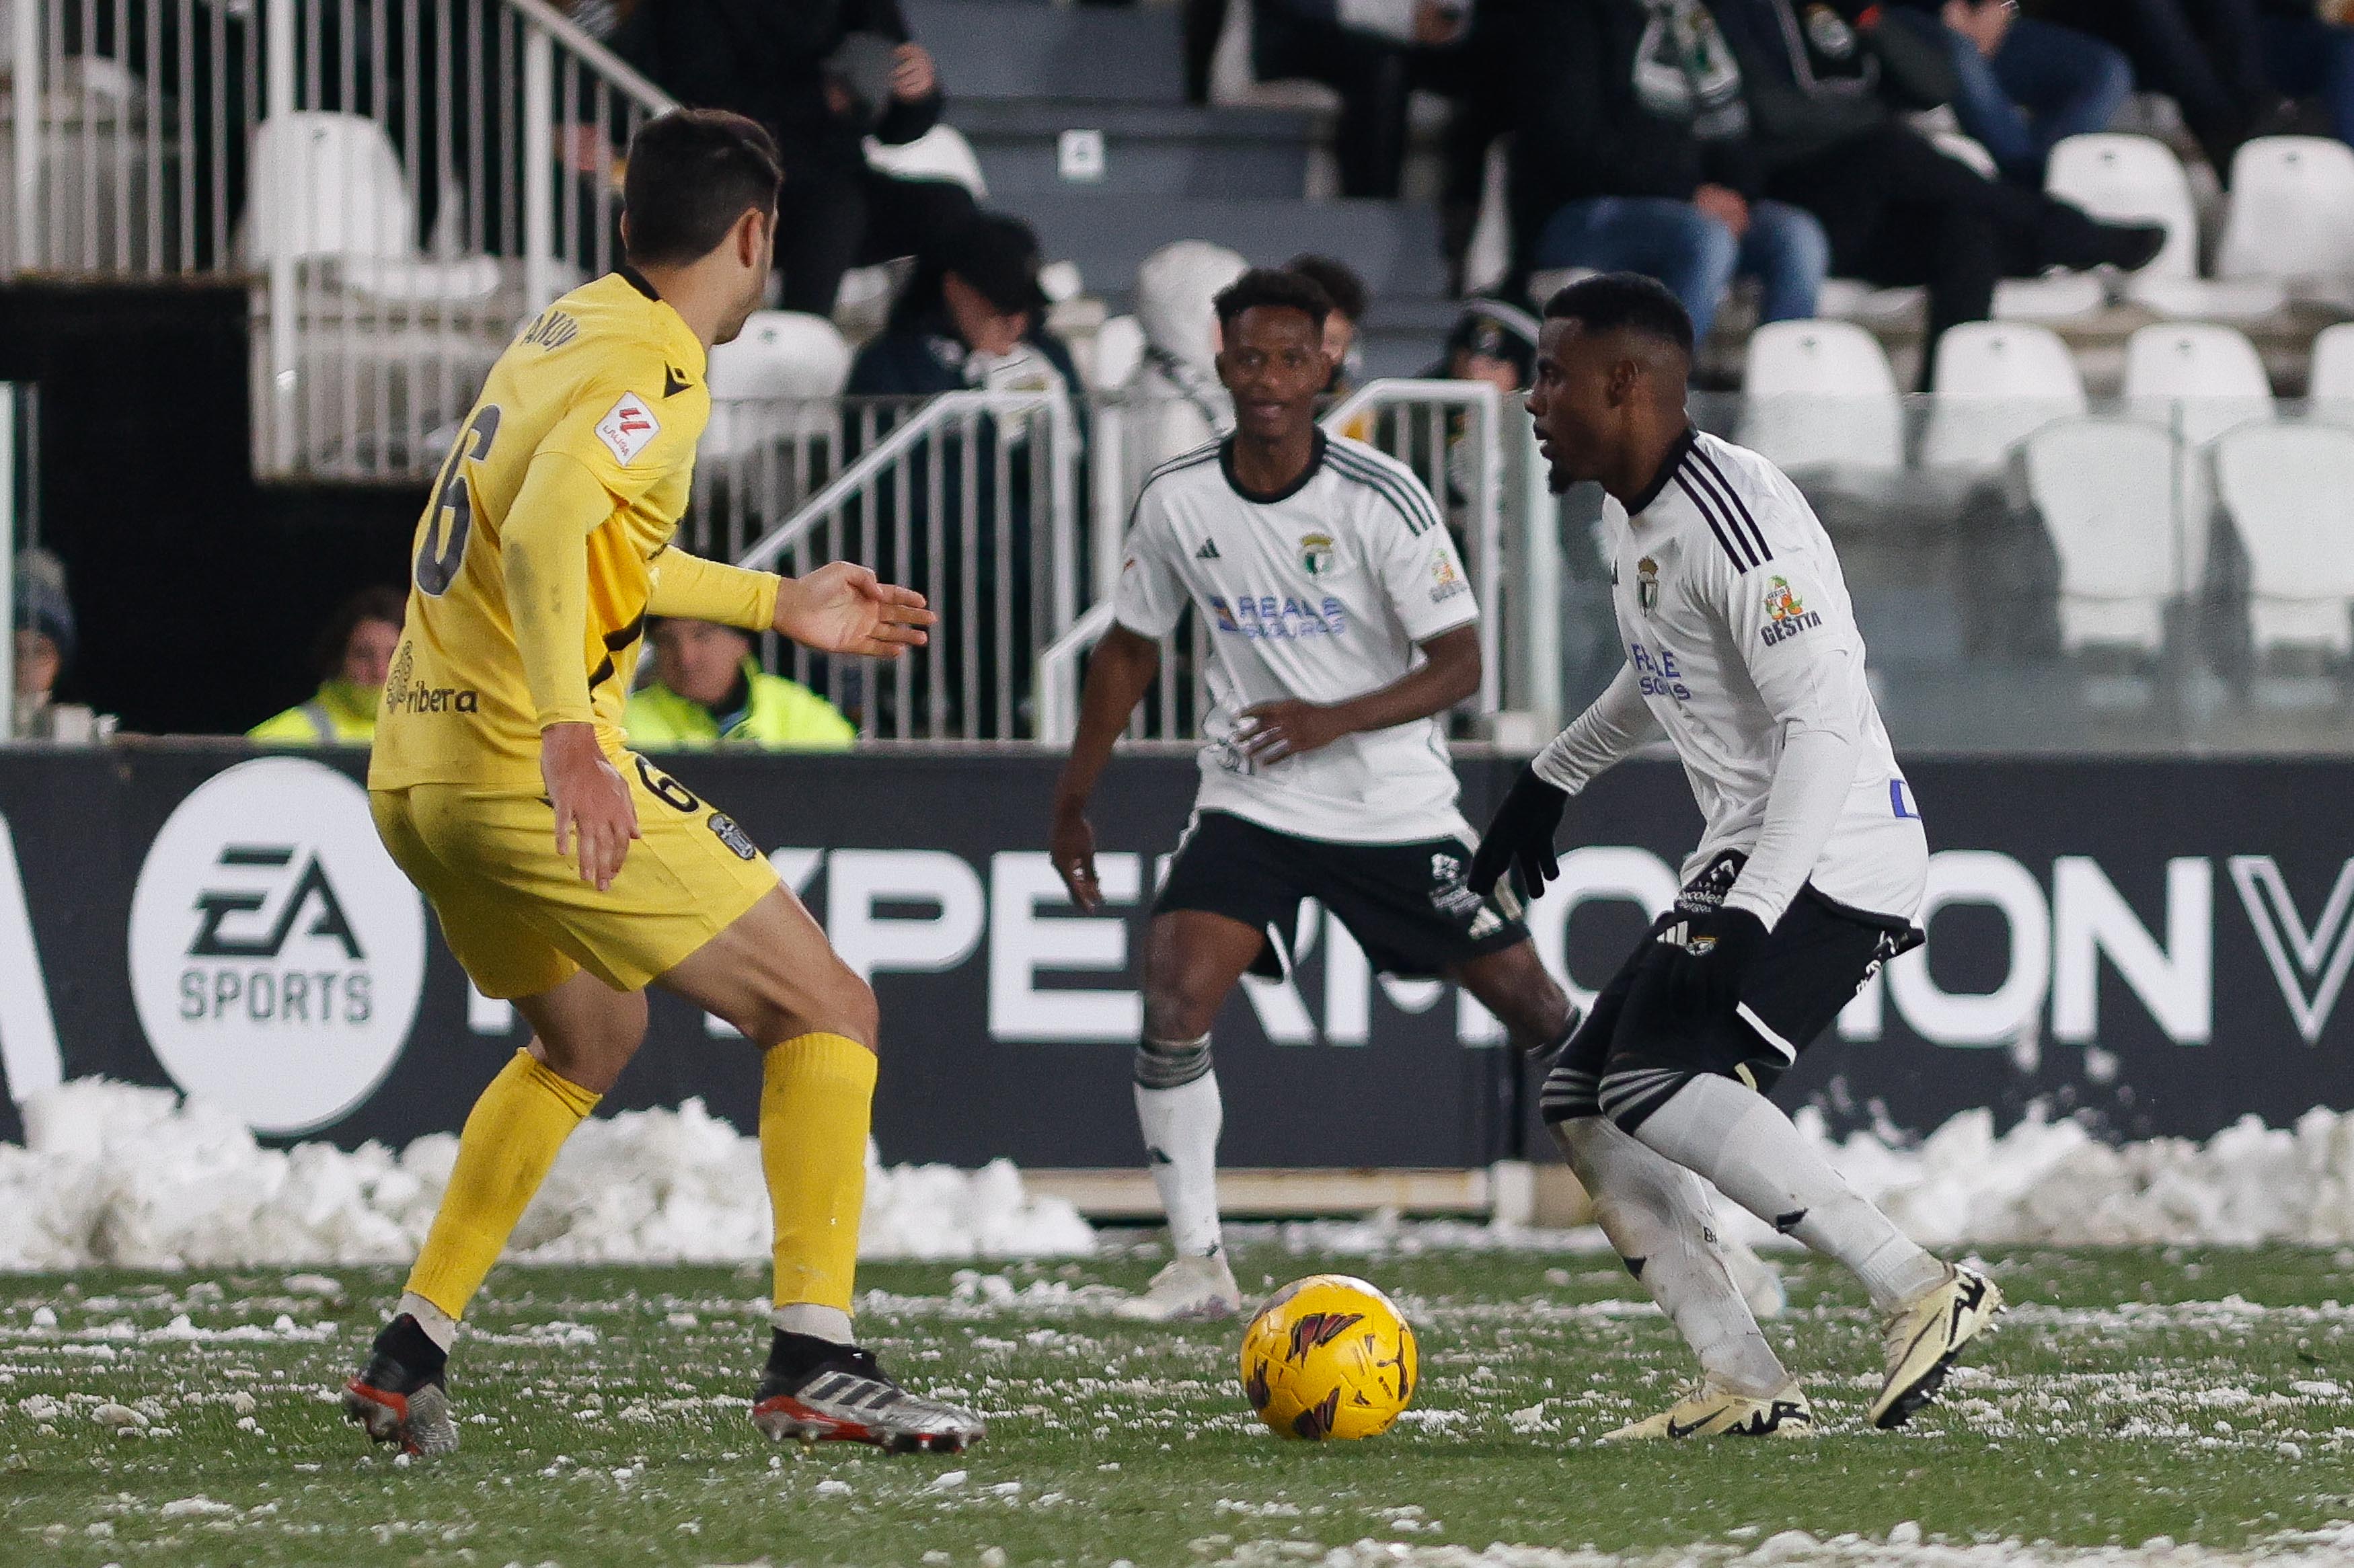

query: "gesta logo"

left=1286, top=1310, right=1365, bottom=1362
left=1761, top=574, right=1822, bottom=645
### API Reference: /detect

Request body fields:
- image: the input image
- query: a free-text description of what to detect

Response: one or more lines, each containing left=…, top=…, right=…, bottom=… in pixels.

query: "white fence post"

left=523, top=26, right=559, bottom=314
left=1517, top=421, right=1562, bottom=737
left=262, top=0, right=299, bottom=474
left=9, top=0, right=37, bottom=273
left=0, top=385, right=15, bottom=731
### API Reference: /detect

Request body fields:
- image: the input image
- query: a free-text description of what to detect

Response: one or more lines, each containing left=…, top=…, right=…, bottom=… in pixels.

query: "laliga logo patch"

left=594, top=390, right=662, bottom=466
left=127, top=757, right=425, bottom=1136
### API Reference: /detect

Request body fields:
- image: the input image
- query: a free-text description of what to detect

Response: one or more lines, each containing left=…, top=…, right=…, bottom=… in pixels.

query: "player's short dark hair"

left=1285, top=253, right=1367, bottom=322
left=315, top=584, right=406, bottom=680
left=1542, top=272, right=1695, bottom=358
left=1213, top=266, right=1334, bottom=334
left=622, top=109, right=783, bottom=268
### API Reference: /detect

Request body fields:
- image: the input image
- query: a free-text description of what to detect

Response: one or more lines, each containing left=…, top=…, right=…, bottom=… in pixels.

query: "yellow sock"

left=405, top=1049, right=601, bottom=1321
left=762, top=1032, right=878, bottom=1317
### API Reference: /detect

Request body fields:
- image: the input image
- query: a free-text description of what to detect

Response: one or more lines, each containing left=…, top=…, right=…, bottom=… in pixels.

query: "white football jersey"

left=1113, top=432, right=1480, bottom=843
left=1542, top=428, right=1927, bottom=922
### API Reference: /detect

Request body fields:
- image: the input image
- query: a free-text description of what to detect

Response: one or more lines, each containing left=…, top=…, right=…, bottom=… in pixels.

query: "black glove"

left=1663, top=906, right=1770, bottom=1018
left=1468, top=765, right=1568, bottom=902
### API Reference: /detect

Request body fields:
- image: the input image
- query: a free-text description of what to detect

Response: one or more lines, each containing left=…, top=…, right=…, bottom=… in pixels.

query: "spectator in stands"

left=11, top=549, right=76, bottom=742
left=845, top=213, right=1080, bottom=399
left=1427, top=296, right=1539, bottom=391
left=1136, top=239, right=1248, bottom=468
left=845, top=214, right=1076, bottom=738
left=1287, top=253, right=1369, bottom=396
left=615, top=0, right=976, bottom=316
left=1901, top=0, right=2133, bottom=183
left=249, top=586, right=405, bottom=746
left=1250, top=0, right=1511, bottom=277
left=2026, top=0, right=2278, bottom=171
left=2254, top=0, right=2354, bottom=151
left=626, top=619, right=857, bottom=750
left=1709, top=0, right=2166, bottom=379
left=1505, top=0, right=1829, bottom=345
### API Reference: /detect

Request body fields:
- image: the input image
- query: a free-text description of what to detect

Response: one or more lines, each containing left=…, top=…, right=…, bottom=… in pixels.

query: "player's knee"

left=1135, top=1031, right=1213, bottom=1091
left=794, top=962, right=878, bottom=1052
left=1141, top=983, right=1217, bottom=1045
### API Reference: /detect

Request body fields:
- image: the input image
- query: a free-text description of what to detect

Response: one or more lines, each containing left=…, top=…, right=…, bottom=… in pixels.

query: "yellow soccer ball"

left=1238, top=1273, right=1418, bottom=1440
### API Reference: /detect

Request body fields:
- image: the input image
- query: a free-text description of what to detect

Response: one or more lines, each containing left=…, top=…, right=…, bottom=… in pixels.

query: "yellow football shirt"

left=369, top=272, right=712, bottom=791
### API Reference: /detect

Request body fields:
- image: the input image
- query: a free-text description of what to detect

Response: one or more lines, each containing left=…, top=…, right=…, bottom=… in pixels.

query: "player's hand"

left=775, top=561, right=936, bottom=658
left=1662, top=906, right=1770, bottom=1019
left=1233, top=699, right=1347, bottom=765
left=1050, top=799, right=1103, bottom=912
left=891, top=43, right=938, bottom=102
left=1470, top=765, right=1568, bottom=901
left=541, top=723, right=640, bottom=892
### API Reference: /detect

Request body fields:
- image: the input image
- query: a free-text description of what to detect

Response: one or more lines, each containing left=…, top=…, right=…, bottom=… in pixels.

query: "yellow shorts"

left=371, top=752, right=780, bottom=998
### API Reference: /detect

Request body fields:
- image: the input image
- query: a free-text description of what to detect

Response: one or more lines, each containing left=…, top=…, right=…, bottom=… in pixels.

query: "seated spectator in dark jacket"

left=1710, top=0, right=2163, bottom=379
left=845, top=214, right=1079, bottom=737
left=2028, top=0, right=2274, bottom=171
left=1507, top=0, right=1827, bottom=343
left=1252, top=0, right=1513, bottom=275
left=2254, top=0, right=2354, bottom=152
left=615, top=0, right=975, bottom=316
left=1899, top=0, right=2132, bottom=183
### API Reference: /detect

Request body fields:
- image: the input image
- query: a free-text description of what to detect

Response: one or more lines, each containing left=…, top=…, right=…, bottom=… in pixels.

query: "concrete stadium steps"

left=905, top=0, right=1185, bottom=104
left=946, top=101, right=1317, bottom=200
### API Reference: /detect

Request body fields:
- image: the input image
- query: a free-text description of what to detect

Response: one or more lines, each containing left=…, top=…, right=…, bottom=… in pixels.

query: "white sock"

left=1136, top=1072, right=1224, bottom=1259
left=1631, top=1074, right=1948, bottom=1312
left=397, top=1290, right=459, bottom=1353
left=1553, top=1116, right=1787, bottom=1397
left=771, top=1304, right=855, bottom=1344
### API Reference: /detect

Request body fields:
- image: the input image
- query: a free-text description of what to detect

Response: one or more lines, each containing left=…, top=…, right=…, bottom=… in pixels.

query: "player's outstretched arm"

left=1234, top=623, right=1480, bottom=767
left=773, top=561, right=936, bottom=658
left=1050, top=625, right=1162, bottom=912
left=1469, top=666, right=1655, bottom=900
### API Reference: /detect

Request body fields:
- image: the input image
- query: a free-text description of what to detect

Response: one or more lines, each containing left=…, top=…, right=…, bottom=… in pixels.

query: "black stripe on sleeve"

left=1328, top=446, right=1443, bottom=537
left=1673, top=471, right=1756, bottom=572
left=1688, top=446, right=1773, bottom=565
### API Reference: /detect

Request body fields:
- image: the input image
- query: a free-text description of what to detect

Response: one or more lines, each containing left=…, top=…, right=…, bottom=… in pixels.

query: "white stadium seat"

left=2045, top=134, right=2283, bottom=320
left=246, top=112, right=416, bottom=266
left=1737, top=319, right=1903, bottom=475
left=1921, top=322, right=2088, bottom=471
left=864, top=125, right=989, bottom=199
left=701, top=311, right=853, bottom=463
left=2123, top=321, right=2273, bottom=588
left=2213, top=421, right=2354, bottom=657
left=2309, top=322, right=2354, bottom=428
left=2022, top=418, right=2183, bottom=652
left=2215, top=137, right=2354, bottom=304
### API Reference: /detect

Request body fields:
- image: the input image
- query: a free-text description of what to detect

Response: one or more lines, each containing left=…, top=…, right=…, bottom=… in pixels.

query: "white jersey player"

left=1471, top=273, right=2002, bottom=1440
left=1049, top=268, right=1594, bottom=1327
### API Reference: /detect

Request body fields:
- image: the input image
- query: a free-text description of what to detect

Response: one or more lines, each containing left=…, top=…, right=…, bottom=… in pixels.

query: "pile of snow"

left=1801, top=1103, right=2354, bottom=1248
left=1218, top=1524, right=2354, bottom=1568
left=0, top=1079, right=1094, bottom=1272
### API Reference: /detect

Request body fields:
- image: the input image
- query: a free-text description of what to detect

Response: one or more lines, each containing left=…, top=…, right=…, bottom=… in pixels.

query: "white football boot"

left=1603, top=1377, right=1814, bottom=1442
left=1113, top=1250, right=1243, bottom=1322
left=1869, top=1263, right=2004, bottom=1429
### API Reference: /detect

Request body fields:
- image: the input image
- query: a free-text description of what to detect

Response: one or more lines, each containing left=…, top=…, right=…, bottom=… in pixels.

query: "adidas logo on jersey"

left=1195, top=539, right=1221, bottom=560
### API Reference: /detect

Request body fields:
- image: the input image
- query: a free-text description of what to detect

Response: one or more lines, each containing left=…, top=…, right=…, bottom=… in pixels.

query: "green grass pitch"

left=7, top=1242, right=2354, bottom=1565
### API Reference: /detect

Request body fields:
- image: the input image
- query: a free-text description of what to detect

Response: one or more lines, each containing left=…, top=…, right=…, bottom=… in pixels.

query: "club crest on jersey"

left=1761, top=574, right=1823, bottom=645
left=1299, top=533, right=1335, bottom=577
left=1636, top=556, right=1660, bottom=614
left=593, top=391, right=661, bottom=466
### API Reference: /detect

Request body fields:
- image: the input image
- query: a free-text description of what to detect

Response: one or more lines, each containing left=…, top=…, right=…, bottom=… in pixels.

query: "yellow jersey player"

left=341, top=109, right=983, bottom=1457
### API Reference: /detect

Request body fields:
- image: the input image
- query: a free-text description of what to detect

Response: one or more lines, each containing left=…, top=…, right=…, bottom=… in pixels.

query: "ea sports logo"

left=128, top=756, right=425, bottom=1135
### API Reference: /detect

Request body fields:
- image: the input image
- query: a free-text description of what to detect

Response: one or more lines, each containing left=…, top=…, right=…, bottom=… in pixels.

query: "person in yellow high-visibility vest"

left=249, top=586, right=406, bottom=746
left=625, top=616, right=856, bottom=750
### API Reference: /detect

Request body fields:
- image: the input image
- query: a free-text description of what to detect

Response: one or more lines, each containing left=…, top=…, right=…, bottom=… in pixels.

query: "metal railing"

left=1034, top=381, right=1546, bottom=746
left=714, top=388, right=1083, bottom=742
left=3, top=0, right=674, bottom=479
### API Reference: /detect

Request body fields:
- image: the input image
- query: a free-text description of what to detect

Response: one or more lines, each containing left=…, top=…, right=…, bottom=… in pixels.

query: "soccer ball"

left=1238, top=1273, right=1417, bottom=1440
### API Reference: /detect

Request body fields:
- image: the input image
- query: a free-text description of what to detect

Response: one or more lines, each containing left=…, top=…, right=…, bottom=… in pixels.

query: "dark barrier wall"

left=0, top=744, right=2349, bottom=1164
